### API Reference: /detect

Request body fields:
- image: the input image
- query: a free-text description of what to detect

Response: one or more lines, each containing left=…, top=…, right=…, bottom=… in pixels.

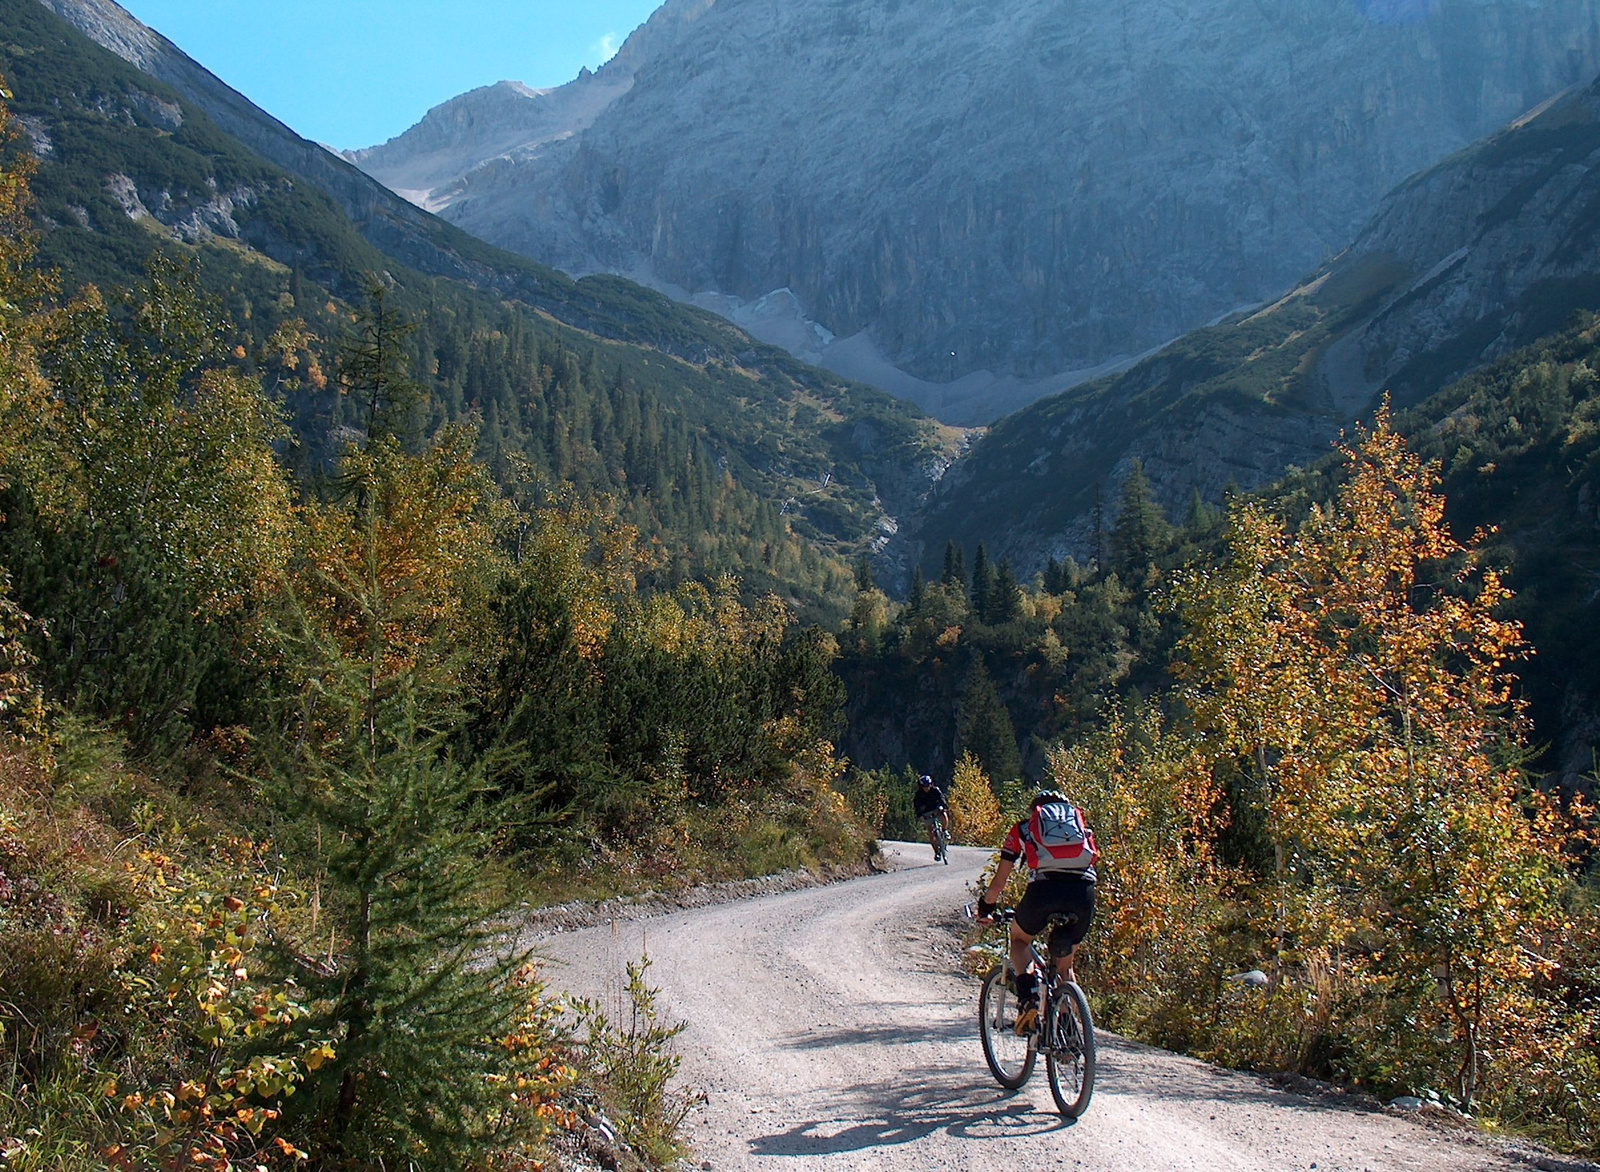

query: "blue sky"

left=118, top=1, right=664, bottom=150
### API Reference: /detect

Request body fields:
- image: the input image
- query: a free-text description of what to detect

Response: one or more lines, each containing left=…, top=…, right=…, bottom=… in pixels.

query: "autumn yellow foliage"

left=1074, top=411, right=1600, bottom=1141
left=949, top=751, right=1005, bottom=846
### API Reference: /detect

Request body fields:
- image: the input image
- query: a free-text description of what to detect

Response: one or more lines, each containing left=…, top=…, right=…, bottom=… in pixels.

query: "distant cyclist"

left=913, top=774, right=952, bottom=863
left=974, top=790, right=1098, bottom=1033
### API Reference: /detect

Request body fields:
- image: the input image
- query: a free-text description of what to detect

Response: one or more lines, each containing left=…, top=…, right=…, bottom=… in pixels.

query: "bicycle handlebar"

left=963, top=904, right=1080, bottom=928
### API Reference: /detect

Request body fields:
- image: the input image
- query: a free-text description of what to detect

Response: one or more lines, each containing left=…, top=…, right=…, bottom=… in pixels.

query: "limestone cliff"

left=353, top=0, right=1600, bottom=422
left=915, top=71, right=1600, bottom=577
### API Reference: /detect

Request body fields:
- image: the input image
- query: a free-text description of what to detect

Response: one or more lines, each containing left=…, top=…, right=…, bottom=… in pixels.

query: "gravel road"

left=526, top=842, right=1590, bottom=1172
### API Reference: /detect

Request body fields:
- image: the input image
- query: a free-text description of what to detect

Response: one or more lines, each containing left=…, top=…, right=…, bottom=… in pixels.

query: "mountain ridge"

left=349, top=0, right=1600, bottom=423
left=32, top=0, right=791, bottom=369
left=344, top=0, right=718, bottom=205
left=914, top=67, right=1600, bottom=579
left=7, top=0, right=958, bottom=615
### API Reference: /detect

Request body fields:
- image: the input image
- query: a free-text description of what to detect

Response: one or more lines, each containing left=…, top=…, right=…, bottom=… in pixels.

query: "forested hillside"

left=917, top=70, right=1600, bottom=584
left=0, top=54, right=889, bottom=1165
left=849, top=311, right=1600, bottom=788
left=905, top=70, right=1600, bottom=785
left=840, top=409, right=1600, bottom=1151
left=355, top=0, right=1600, bottom=420
left=3, top=0, right=1599, bottom=1164
left=2, top=0, right=955, bottom=620
left=837, top=460, right=1210, bottom=785
left=0, top=9, right=949, bottom=1165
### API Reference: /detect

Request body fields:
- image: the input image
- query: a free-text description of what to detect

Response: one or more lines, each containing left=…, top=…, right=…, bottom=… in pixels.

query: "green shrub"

left=572, top=958, right=703, bottom=1167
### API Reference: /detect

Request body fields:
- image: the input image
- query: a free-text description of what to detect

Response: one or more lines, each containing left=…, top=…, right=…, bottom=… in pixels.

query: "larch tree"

left=1175, top=409, right=1578, bottom=1109
left=273, top=409, right=523, bottom=1165
left=948, top=751, right=1004, bottom=846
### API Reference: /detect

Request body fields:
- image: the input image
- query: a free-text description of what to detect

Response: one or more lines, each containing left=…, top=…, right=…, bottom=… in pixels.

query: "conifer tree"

left=272, top=432, right=520, bottom=1167
left=338, top=276, right=426, bottom=450
left=285, top=680, right=517, bottom=1167
left=1092, top=484, right=1107, bottom=580
left=941, top=540, right=966, bottom=587
left=970, top=542, right=993, bottom=622
left=1183, top=486, right=1217, bottom=535
left=956, top=657, right=1021, bottom=782
left=854, top=556, right=875, bottom=593
left=1111, top=459, right=1171, bottom=582
left=989, top=559, right=1022, bottom=624
left=908, top=565, right=925, bottom=611
left=1043, top=555, right=1066, bottom=595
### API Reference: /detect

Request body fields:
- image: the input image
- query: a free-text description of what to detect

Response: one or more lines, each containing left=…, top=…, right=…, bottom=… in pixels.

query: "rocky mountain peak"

left=347, top=0, right=718, bottom=207
left=350, top=0, right=1600, bottom=423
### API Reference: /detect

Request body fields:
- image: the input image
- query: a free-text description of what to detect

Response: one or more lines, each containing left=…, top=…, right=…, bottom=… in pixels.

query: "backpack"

left=1022, top=801, right=1096, bottom=875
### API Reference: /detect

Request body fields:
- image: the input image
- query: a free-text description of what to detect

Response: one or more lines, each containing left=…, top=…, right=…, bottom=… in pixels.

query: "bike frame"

left=968, top=903, right=1096, bottom=1115
left=978, top=909, right=1080, bottom=1055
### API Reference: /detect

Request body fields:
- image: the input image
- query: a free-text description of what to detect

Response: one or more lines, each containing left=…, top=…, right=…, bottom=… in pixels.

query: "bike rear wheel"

left=978, top=967, right=1035, bottom=1089
left=1044, top=981, right=1096, bottom=1117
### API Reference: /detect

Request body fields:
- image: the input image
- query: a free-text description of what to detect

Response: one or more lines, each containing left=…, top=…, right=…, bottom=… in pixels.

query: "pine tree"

left=956, top=657, right=1021, bottom=783
left=941, top=540, right=966, bottom=588
left=989, top=559, right=1022, bottom=624
left=1183, top=486, right=1216, bottom=535
left=855, top=556, right=875, bottom=593
left=1043, top=555, right=1066, bottom=595
left=1111, top=459, right=1171, bottom=583
left=1092, top=484, right=1106, bottom=580
left=338, top=276, right=426, bottom=450
left=908, top=565, right=926, bottom=611
left=970, top=542, right=993, bottom=622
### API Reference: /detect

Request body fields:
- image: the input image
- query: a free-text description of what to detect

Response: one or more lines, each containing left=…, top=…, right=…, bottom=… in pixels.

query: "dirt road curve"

left=528, top=843, right=1587, bottom=1172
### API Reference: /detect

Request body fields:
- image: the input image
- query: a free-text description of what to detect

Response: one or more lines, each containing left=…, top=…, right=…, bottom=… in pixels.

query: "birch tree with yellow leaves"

left=1174, top=409, right=1584, bottom=1110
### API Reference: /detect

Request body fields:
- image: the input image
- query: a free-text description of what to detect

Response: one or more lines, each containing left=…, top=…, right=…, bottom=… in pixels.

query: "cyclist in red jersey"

left=974, top=790, right=1097, bottom=1033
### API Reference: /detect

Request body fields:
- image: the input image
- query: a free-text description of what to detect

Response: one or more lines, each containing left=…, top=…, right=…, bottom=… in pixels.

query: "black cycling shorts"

left=1014, top=875, right=1096, bottom=952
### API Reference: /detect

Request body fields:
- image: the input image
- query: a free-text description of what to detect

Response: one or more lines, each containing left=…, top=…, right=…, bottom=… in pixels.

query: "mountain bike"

left=923, top=813, right=951, bottom=863
left=967, top=907, right=1095, bottom=1117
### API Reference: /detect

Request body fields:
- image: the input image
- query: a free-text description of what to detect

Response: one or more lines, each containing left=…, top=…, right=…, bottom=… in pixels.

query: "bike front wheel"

left=1044, top=981, right=1096, bottom=1117
left=978, top=967, right=1035, bottom=1089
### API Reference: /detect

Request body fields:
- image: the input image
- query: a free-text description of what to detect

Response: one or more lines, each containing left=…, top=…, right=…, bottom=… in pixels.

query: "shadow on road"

left=747, top=1066, right=1071, bottom=1156
left=1092, top=1040, right=1381, bottom=1115
left=781, top=1014, right=976, bottom=1051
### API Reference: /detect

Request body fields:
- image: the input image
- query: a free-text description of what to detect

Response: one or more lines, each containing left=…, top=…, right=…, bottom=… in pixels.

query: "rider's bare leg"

left=1055, top=945, right=1078, bottom=986
left=1008, top=920, right=1036, bottom=987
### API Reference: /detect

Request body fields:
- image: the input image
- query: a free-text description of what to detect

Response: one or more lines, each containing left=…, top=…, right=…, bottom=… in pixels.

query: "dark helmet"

left=1032, top=788, right=1070, bottom=807
left=918, top=774, right=935, bottom=786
